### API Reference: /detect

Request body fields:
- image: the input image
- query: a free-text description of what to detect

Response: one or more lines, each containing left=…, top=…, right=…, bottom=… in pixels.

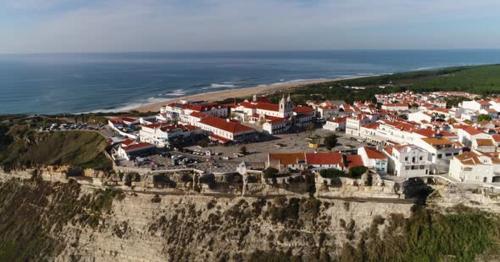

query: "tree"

left=319, top=168, right=345, bottom=178
left=478, top=114, right=492, bottom=122
left=324, top=134, right=338, bottom=150
left=263, top=167, right=279, bottom=179
left=349, top=166, right=368, bottom=178
left=239, top=146, right=248, bottom=155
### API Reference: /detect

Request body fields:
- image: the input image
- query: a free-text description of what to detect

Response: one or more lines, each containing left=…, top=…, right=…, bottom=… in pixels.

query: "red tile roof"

left=363, top=147, right=387, bottom=160
left=269, top=152, right=305, bottom=166
left=346, top=155, right=364, bottom=169
left=461, top=126, right=483, bottom=136
left=239, top=101, right=280, bottom=112
left=294, top=105, right=314, bottom=114
left=123, top=142, right=155, bottom=152
left=305, top=152, right=344, bottom=166
left=199, top=116, right=254, bottom=134
left=362, top=122, right=379, bottom=129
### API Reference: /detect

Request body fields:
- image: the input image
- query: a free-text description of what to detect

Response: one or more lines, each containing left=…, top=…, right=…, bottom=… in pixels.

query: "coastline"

left=132, top=77, right=356, bottom=113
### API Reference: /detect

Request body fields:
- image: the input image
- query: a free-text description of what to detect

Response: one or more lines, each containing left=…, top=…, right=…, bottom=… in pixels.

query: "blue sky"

left=1, top=0, right=500, bottom=53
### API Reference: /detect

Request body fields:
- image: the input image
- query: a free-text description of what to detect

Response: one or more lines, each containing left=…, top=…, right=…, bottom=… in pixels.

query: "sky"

left=1, top=0, right=500, bottom=53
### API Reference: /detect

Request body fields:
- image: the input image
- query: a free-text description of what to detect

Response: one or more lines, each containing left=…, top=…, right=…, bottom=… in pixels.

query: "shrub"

left=263, top=167, right=279, bottom=179
left=349, top=166, right=367, bottom=178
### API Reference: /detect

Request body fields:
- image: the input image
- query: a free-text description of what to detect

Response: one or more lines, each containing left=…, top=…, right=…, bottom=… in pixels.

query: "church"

left=231, top=94, right=315, bottom=134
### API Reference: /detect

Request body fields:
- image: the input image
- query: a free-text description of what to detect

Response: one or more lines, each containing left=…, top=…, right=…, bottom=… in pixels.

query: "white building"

left=139, top=124, right=191, bottom=148
left=460, top=100, right=490, bottom=112
left=449, top=151, right=500, bottom=184
left=384, top=145, right=431, bottom=176
left=381, top=103, right=409, bottom=112
left=456, top=126, right=490, bottom=147
left=357, top=147, right=388, bottom=174
left=408, top=111, right=433, bottom=124
left=323, top=117, right=346, bottom=132
left=233, top=94, right=294, bottom=121
left=198, top=116, right=256, bottom=143
left=413, top=137, right=462, bottom=174
left=305, top=152, right=345, bottom=170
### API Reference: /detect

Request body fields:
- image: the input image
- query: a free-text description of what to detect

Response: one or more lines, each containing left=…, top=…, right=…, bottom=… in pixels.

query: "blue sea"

left=1, top=50, right=500, bottom=115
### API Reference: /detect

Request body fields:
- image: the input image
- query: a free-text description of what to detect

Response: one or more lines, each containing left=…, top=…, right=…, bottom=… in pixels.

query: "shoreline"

left=132, top=77, right=359, bottom=113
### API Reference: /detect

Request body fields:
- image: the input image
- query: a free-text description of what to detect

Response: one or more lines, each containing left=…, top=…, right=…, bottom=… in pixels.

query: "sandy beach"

left=133, top=78, right=339, bottom=112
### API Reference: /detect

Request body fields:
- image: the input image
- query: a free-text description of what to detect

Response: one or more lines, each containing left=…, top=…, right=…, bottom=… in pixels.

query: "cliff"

left=0, top=174, right=499, bottom=261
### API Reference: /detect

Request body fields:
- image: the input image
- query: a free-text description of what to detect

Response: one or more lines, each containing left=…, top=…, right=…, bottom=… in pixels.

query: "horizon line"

left=2, top=48, right=500, bottom=56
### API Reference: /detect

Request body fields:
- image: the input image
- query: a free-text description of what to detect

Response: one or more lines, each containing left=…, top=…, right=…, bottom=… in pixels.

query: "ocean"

left=1, top=50, right=500, bottom=115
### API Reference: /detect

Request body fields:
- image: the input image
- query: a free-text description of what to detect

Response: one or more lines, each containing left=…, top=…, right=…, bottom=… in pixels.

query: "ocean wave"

left=201, top=83, right=238, bottom=90
left=164, top=89, right=186, bottom=97
left=210, top=83, right=237, bottom=88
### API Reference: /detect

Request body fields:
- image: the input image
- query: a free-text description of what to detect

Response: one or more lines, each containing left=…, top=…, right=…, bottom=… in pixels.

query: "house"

left=267, top=152, right=306, bottom=171
left=305, top=152, right=344, bottom=170
left=345, top=115, right=372, bottom=137
left=359, top=122, right=380, bottom=142
left=413, top=137, right=462, bottom=173
left=262, top=116, right=290, bottom=135
left=323, top=117, right=346, bottom=132
left=139, top=123, right=192, bottom=147
left=456, top=126, right=490, bottom=147
left=198, top=116, right=256, bottom=143
left=161, top=101, right=229, bottom=120
left=449, top=151, right=500, bottom=184
left=115, top=140, right=156, bottom=161
left=316, top=103, right=339, bottom=119
left=381, top=103, right=409, bottom=112
left=357, top=147, right=388, bottom=174
left=345, top=155, right=364, bottom=170
left=460, top=100, right=490, bottom=112
left=408, top=111, right=433, bottom=124
left=384, top=145, right=431, bottom=176
left=293, top=105, right=315, bottom=127
left=472, top=138, right=496, bottom=153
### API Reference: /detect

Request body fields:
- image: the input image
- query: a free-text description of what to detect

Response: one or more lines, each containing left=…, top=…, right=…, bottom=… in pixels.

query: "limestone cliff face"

left=57, top=192, right=413, bottom=261
left=0, top=176, right=413, bottom=261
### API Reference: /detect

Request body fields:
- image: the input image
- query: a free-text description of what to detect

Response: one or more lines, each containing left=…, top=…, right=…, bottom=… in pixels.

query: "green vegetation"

left=324, top=134, right=338, bottom=150
left=339, top=206, right=500, bottom=262
left=319, top=168, right=345, bottom=178
left=319, top=167, right=367, bottom=179
left=478, top=114, right=492, bottom=122
left=272, top=64, right=500, bottom=104
left=348, top=166, right=368, bottom=178
left=0, top=179, right=125, bottom=261
left=0, top=124, right=112, bottom=171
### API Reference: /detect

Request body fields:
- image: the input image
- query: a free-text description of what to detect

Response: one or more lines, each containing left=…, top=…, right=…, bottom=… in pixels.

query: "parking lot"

left=185, top=129, right=370, bottom=164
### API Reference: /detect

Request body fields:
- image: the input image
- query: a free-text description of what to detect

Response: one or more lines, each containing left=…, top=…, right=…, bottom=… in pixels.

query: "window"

left=412, top=157, right=416, bottom=163
left=420, top=165, right=425, bottom=169
left=405, top=157, right=408, bottom=161
left=419, top=156, right=423, bottom=161
left=405, top=166, right=410, bottom=170
left=445, top=153, right=452, bottom=157
left=437, top=154, right=442, bottom=159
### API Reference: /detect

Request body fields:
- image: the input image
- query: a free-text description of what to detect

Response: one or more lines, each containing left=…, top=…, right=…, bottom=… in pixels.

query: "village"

left=48, top=90, right=500, bottom=200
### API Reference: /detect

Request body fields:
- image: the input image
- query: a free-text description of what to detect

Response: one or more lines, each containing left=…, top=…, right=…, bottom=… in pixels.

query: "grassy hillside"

left=283, top=64, right=500, bottom=104
left=0, top=124, right=111, bottom=171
